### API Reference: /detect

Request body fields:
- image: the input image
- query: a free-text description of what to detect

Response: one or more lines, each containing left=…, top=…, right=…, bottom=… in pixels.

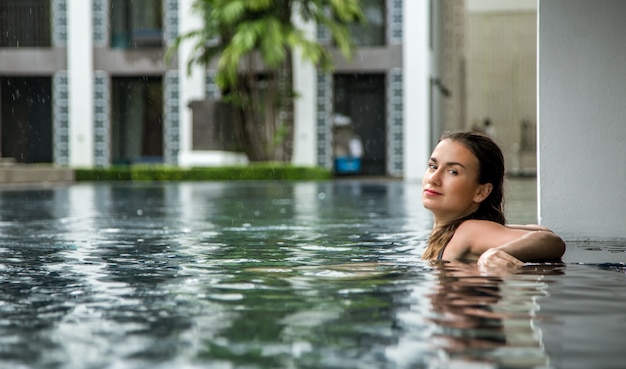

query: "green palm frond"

left=168, top=0, right=364, bottom=89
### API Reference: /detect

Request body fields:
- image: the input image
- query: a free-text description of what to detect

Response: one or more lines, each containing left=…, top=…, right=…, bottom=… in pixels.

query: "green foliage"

left=166, top=0, right=365, bottom=162
left=74, top=164, right=332, bottom=182
left=172, top=0, right=364, bottom=89
left=74, top=167, right=133, bottom=181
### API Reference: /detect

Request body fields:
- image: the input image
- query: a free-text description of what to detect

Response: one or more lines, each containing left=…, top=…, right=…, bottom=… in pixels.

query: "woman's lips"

left=424, top=189, right=442, bottom=196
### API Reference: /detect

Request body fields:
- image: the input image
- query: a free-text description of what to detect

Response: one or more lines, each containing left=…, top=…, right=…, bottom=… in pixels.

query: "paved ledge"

left=0, top=165, right=74, bottom=185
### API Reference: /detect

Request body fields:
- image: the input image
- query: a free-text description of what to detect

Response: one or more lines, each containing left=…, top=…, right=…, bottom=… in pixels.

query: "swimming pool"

left=0, top=179, right=623, bottom=368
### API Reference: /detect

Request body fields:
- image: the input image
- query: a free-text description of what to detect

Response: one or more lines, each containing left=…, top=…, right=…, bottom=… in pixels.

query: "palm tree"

left=170, top=0, right=363, bottom=162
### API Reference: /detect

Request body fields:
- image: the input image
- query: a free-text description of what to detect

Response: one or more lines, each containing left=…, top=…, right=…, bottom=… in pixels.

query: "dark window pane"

left=111, top=77, right=164, bottom=164
left=0, top=0, right=51, bottom=47
left=0, top=77, right=53, bottom=163
left=111, top=0, right=163, bottom=48
left=333, top=74, right=386, bottom=175
left=350, top=0, right=386, bottom=47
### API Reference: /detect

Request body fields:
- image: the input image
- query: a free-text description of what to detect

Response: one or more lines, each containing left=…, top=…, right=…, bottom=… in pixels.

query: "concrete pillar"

left=538, top=0, right=626, bottom=239
left=403, top=0, right=432, bottom=181
left=67, top=0, right=94, bottom=167
left=176, top=0, right=248, bottom=167
left=177, top=0, right=206, bottom=167
left=291, top=8, right=317, bottom=167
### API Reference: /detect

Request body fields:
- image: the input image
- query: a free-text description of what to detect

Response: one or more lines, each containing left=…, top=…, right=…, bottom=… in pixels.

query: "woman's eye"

left=448, top=169, right=458, bottom=175
left=428, top=163, right=437, bottom=170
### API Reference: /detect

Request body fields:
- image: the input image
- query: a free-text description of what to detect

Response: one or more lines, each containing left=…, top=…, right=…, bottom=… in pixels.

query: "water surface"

left=0, top=180, right=624, bottom=369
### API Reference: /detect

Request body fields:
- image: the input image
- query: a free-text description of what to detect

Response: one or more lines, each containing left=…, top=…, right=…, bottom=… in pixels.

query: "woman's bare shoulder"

left=455, top=220, right=532, bottom=255
left=457, top=219, right=505, bottom=233
left=444, top=220, right=505, bottom=260
left=505, top=224, right=554, bottom=232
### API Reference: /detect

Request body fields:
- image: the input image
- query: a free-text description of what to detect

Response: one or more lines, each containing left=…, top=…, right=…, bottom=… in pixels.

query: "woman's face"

left=422, top=139, right=491, bottom=224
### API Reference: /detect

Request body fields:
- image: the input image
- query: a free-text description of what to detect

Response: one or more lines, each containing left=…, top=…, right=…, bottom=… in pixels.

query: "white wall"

left=67, top=0, right=94, bottom=167
left=538, top=0, right=626, bottom=240
left=467, top=0, right=536, bottom=13
left=291, top=8, right=317, bottom=166
left=177, top=0, right=205, bottom=167
left=402, top=0, right=431, bottom=182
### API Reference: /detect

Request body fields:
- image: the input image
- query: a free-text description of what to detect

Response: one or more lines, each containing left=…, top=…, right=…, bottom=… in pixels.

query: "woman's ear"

left=474, top=183, right=493, bottom=203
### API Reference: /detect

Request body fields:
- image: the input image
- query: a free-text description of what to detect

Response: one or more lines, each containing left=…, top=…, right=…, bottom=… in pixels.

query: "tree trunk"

left=229, top=55, right=294, bottom=163
left=274, top=53, right=294, bottom=162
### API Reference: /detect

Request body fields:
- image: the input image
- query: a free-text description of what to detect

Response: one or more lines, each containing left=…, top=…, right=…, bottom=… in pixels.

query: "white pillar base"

left=178, top=151, right=249, bottom=168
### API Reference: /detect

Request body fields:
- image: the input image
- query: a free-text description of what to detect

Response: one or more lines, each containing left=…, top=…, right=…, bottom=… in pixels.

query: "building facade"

left=465, top=0, right=538, bottom=175
left=0, top=0, right=465, bottom=179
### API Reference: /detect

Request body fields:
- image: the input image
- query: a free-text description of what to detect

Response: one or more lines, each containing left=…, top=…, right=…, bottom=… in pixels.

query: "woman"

left=422, top=130, right=565, bottom=267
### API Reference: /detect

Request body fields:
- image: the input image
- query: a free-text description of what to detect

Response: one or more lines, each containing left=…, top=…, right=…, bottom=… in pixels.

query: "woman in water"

left=422, top=130, right=565, bottom=267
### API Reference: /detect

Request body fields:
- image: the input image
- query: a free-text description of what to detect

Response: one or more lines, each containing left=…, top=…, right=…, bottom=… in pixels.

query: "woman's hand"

left=477, top=248, right=523, bottom=273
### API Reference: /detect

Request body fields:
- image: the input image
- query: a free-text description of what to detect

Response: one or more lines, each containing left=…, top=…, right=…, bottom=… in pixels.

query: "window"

left=111, top=77, right=164, bottom=164
left=334, top=74, right=387, bottom=175
left=0, top=77, right=53, bottom=163
left=0, top=0, right=51, bottom=47
left=350, top=0, right=386, bottom=47
left=110, top=0, right=163, bottom=48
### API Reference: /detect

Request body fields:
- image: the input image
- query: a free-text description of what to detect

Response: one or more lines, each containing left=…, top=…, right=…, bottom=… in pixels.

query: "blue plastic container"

left=335, top=157, right=361, bottom=174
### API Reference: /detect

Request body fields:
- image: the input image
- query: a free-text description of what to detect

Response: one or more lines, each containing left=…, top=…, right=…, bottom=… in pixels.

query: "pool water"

left=0, top=179, right=624, bottom=369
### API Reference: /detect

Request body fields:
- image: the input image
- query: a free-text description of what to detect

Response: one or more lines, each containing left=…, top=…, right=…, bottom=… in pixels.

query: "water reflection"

left=425, top=262, right=564, bottom=368
left=385, top=261, right=566, bottom=368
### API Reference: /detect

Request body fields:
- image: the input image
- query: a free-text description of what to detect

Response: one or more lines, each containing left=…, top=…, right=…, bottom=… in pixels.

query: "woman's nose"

left=427, top=169, right=441, bottom=185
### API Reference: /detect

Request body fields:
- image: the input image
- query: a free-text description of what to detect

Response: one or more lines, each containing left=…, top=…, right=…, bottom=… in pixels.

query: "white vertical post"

left=291, top=7, right=317, bottom=166
left=178, top=0, right=206, bottom=166
left=403, top=0, right=431, bottom=181
left=67, top=0, right=94, bottom=167
left=538, top=0, right=626, bottom=239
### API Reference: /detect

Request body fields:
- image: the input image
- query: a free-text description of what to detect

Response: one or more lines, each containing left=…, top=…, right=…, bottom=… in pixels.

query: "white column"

left=538, top=0, right=626, bottom=239
left=67, top=0, right=94, bottom=167
left=291, top=9, right=317, bottom=166
left=177, top=0, right=206, bottom=166
left=177, top=0, right=247, bottom=167
left=402, top=0, right=431, bottom=181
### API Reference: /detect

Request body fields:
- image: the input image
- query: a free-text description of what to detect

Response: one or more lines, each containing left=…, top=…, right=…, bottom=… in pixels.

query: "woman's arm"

left=490, top=230, right=566, bottom=261
left=506, top=224, right=553, bottom=232
left=444, top=220, right=566, bottom=262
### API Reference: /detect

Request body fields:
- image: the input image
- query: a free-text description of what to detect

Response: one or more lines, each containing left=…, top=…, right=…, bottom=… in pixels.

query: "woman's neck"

left=432, top=207, right=479, bottom=229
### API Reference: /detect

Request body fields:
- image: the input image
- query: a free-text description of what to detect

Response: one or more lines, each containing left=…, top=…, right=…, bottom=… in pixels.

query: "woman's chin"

left=422, top=198, right=438, bottom=210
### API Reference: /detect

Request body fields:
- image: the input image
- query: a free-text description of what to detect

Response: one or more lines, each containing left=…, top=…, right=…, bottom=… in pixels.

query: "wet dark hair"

left=422, top=130, right=506, bottom=260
